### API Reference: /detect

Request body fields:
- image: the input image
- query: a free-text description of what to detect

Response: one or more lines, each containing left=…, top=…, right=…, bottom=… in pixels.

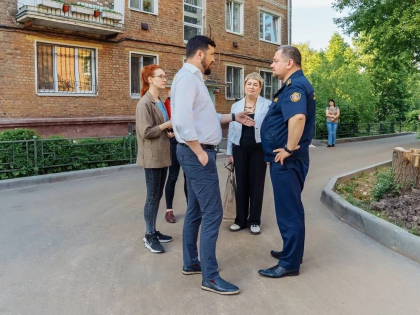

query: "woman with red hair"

left=136, top=64, right=173, bottom=253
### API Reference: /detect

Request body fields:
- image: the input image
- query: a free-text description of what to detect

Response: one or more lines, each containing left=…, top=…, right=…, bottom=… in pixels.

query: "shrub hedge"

left=0, top=129, right=136, bottom=180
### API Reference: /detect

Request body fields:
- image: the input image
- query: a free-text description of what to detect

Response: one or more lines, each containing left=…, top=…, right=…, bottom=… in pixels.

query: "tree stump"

left=392, top=147, right=420, bottom=193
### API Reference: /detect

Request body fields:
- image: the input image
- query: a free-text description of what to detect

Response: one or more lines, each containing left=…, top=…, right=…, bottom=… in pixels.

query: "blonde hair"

left=244, top=72, right=264, bottom=88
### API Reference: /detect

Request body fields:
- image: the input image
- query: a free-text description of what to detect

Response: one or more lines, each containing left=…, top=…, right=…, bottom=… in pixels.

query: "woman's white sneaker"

left=229, top=224, right=242, bottom=232
left=250, top=225, right=261, bottom=235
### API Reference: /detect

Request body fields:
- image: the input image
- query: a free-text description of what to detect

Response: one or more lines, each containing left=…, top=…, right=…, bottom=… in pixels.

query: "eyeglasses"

left=152, top=74, right=168, bottom=80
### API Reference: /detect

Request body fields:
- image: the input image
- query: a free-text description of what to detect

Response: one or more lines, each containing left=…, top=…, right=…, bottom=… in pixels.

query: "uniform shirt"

left=171, top=63, right=222, bottom=145
left=260, top=70, right=316, bottom=163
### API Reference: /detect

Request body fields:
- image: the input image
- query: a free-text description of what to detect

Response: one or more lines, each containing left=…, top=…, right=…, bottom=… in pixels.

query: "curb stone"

left=320, top=160, right=420, bottom=264
left=0, top=164, right=141, bottom=191
left=317, top=132, right=416, bottom=145
left=0, top=151, right=229, bottom=191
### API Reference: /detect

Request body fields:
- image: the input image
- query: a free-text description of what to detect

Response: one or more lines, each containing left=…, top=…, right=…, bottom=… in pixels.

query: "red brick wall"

left=0, top=0, right=289, bottom=135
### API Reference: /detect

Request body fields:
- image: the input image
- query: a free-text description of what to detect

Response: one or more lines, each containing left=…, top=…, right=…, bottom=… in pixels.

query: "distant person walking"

left=136, top=64, right=173, bottom=254
left=326, top=99, right=340, bottom=147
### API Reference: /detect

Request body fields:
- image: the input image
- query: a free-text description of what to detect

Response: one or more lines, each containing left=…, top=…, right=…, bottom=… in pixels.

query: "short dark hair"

left=186, top=35, right=216, bottom=59
left=276, top=45, right=301, bottom=67
left=329, top=99, right=335, bottom=106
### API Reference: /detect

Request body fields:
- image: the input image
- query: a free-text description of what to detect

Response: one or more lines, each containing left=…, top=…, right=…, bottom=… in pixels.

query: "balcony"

left=16, top=0, right=125, bottom=36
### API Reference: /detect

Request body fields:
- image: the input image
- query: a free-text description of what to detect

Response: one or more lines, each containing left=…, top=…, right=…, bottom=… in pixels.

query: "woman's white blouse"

left=226, top=95, right=272, bottom=156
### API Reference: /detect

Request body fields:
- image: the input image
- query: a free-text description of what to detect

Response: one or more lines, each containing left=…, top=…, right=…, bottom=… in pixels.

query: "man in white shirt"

left=172, top=35, right=254, bottom=295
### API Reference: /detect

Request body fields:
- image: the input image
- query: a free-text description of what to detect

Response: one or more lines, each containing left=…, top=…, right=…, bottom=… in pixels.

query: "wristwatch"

left=284, top=145, right=294, bottom=155
left=231, top=113, right=236, bottom=122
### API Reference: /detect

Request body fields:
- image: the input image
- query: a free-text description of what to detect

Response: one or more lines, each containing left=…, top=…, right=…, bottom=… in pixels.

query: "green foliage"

left=371, top=168, right=401, bottom=201
left=332, top=1, right=420, bottom=122
left=297, top=33, right=380, bottom=137
left=297, top=27, right=420, bottom=134
left=0, top=128, right=39, bottom=141
left=0, top=129, right=40, bottom=179
left=333, top=0, right=420, bottom=66
left=0, top=129, right=136, bottom=180
left=102, top=8, right=120, bottom=13
left=403, top=109, right=420, bottom=132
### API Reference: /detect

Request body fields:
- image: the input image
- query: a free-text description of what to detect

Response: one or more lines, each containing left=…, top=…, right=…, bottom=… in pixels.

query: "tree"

left=333, top=0, right=420, bottom=67
left=296, top=33, right=376, bottom=137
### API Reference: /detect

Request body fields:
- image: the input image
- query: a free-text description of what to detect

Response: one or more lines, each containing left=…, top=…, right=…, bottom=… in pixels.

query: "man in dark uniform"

left=258, top=45, right=316, bottom=278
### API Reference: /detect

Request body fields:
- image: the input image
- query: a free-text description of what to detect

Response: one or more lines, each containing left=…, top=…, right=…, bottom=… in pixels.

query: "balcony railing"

left=16, top=0, right=125, bottom=35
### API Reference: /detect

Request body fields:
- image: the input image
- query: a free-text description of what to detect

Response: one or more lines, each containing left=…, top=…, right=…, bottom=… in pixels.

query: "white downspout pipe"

left=287, top=0, right=291, bottom=45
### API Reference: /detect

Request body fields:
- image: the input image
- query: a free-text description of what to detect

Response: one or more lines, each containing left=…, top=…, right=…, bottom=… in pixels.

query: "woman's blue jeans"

left=326, top=122, right=338, bottom=145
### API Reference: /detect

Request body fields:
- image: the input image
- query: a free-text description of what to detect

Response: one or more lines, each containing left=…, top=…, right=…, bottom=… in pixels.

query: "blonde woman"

left=227, top=72, right=272, bottom=235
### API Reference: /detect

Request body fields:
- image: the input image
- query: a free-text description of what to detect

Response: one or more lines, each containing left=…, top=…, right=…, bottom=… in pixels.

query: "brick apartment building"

left=0, top=0, right=291, bottom=137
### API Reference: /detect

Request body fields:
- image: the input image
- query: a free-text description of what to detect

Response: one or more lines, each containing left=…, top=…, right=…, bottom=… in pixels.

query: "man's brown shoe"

left=165, top=211, right=176, bottom=223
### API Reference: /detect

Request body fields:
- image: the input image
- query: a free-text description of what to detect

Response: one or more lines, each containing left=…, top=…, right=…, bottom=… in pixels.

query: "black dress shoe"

left=201, top=277, right=240, bottom=295
left=258, top=265, right=299, bottom=278
left=270, top=250, right=303, bottom=264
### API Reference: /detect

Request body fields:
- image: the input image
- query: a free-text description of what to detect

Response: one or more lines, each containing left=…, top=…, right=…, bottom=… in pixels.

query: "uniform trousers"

left=269, top=158, right=309, bottom=270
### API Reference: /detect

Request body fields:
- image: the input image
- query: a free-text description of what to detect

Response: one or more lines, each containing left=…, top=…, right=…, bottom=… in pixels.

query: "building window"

left=260, top=70, right=280, bottom=100
left=226, top=1, right=243, bottom=34
left=259, top=11, right=280, bottom=44
left=184, top=0, right=203, bottom=41
left=130, top=53, right=157, bottom=97
left=130, top=0, right=157, bottom=14
left=36, top=42, right=96, bottom=95
left=226, top=66, right=243, bottom=100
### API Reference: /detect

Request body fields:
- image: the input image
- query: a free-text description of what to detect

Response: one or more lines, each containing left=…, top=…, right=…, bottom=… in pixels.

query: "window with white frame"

left=259, top=11, right=280, bottom=44
left=260, top=70, right=280, bottom=100
left=184, top=0, right=203, bottom=41
left=130, top=53, right=157, bottom=97
left=36, top=42, right=96, bottom=95
left=130, top=0, right=157, bottom=14
left=226, top=66, right=243, bottom=100
left=226, top=1, right=243, bottom=34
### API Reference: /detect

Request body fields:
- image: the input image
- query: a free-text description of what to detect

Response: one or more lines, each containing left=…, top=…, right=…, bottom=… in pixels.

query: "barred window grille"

left=130, top=54, right=157, bottom=97
left=226, top=66, right=243, bottom=100
left=36, top=43, right=97, bottom=94
left=260, top=70, right=280, bottom=100
left=184, top=0, right=203, bottom=41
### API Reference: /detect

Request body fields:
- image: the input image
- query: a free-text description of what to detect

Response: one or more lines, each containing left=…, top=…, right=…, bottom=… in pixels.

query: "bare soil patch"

left=335, top=167, right=420, bottom=236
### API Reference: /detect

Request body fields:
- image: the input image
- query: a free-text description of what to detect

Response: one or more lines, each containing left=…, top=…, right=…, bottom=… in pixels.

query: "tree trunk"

left=392, top=147, right=420, bottom=193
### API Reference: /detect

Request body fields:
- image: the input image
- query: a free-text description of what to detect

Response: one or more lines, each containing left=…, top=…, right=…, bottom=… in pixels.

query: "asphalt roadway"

left=1, top=134, right=420, bottom=315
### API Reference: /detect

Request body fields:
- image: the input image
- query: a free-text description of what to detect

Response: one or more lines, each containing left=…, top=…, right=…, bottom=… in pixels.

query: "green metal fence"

left=314, top=122, right=402, bottom=140
left=0, top=134, right=137, bottom=179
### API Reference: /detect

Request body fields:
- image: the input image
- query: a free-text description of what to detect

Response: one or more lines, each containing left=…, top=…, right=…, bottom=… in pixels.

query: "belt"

left=179, top=143, right=216, bottom=150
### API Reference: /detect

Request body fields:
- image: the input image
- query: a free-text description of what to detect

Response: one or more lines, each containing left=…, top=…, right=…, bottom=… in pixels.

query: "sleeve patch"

left=290, top=92, right=301, bottom=102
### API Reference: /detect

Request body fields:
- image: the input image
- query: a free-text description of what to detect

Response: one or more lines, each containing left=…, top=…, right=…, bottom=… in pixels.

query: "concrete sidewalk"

left=1, top=134, right=420, bottom=315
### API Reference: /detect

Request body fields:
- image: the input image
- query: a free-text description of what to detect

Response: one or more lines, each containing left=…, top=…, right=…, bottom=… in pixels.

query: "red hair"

left=141, top=64, right=162, bottom=97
